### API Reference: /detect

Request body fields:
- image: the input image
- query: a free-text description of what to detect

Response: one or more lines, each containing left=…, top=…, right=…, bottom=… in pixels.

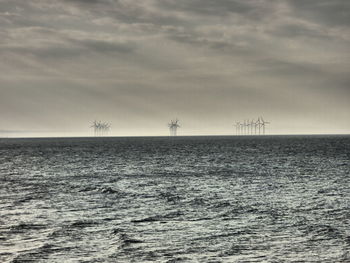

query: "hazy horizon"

left=1, top=130, right=350, bottom=138
left=1, top=0, right=349, bottom=137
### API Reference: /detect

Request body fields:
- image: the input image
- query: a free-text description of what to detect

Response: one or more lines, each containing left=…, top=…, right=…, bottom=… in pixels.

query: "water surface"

left=0, top=135, right=349, bottom=262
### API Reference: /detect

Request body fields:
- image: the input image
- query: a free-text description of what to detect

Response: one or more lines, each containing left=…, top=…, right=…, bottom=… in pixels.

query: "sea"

left=0, top=135, right=349, bottom=263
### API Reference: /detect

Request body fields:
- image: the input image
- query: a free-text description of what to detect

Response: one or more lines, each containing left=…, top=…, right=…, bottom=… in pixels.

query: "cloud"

left=65, top=0, right=106, bottom=3
left=72, top=38, right=137, bottom=53
left=158, top=0, right=254, bottom=16
left=0, top=0, right=349, bottom=135
left=286, top=0, right=350, bottom=27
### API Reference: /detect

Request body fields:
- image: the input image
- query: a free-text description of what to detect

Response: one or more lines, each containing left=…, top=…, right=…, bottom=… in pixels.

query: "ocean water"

left=0, top=135, right=349, bottom=263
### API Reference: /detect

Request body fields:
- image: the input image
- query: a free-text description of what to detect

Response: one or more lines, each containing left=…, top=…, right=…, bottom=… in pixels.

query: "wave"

left=131, top=211, right=184, bottom=223
left=10, top=243, right=74, bottom=263
left=70, top=220, right=99, bottom=228
left=9, top=223, right=46, bottom=233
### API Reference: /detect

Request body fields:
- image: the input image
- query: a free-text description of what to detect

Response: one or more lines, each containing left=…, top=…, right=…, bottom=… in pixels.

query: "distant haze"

left=0, top=0, right=349, bottom=137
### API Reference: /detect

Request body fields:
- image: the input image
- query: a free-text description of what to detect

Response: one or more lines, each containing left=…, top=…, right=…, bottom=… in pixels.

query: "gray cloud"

left=158, top=0, right=254, bottom=16
left=270, top=24, right=329, bottom=39
left=65, top=0, right=106, bottom=3
left=73, top=39, right=137, bottom=53
left=286, top=0, right=350, bottom=27
left=0, top=0, right=349, bottom=136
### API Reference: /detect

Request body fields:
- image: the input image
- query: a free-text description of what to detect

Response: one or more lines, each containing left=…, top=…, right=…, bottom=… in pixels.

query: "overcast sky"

left=0, top=0, right=349, bottom=137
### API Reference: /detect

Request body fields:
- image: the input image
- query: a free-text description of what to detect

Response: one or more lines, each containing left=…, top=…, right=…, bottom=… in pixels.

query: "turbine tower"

left=250, top=119, right=255, bottom=135
left=244, top=120, right=249, bottom=135
left=234, top=122, right=241, bottom=135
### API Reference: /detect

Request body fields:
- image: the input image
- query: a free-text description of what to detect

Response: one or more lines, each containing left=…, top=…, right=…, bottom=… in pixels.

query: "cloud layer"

left=0, top=0, right=349, bottom=136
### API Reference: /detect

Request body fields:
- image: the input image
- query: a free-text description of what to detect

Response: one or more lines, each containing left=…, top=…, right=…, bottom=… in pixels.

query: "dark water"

left=0, top=135, right=349, bottom=262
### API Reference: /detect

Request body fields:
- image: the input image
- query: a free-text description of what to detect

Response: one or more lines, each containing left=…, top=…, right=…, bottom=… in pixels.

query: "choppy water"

left=0, top=135, right=349, bottom=262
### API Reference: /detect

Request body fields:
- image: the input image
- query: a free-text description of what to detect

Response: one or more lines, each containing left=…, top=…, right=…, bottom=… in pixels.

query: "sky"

left=0, top=0, right=349, bottom=137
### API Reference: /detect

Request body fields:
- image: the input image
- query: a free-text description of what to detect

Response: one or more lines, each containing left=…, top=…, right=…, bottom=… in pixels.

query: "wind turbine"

left=105, top=123, right=111, bottom=135
left=101, top=122, right=109, bottom=136
left=256, top=117, right=262, bottom=135
left=260, top=117, right=270, bottom=135
left=234, top=122, right=240, bottom=135
left=173, top=119, right=180, bottom=136
left=245, top=119, right=250, bottom=135
left=91, top=120, right=98, bottom=136
left=91, top=120, right=111, bottom=136
left=97, top=121, right=102, bottom=136
left=256, top=119, right=260, bottom=135
left=250, top=119, right=256, bottom=135
left=168, top=118, right=180, bottom=136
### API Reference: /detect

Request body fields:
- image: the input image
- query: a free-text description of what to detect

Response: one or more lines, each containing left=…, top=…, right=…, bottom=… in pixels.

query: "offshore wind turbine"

left=91, top=120, right=111, bottom=136
left=234, top=122, right=241, bottom=135
left=256, top=117, right=262, bottom=135
left=101, top=122, right=109, bottom=136
left=97, top=122, right=101, bottom=136
left=91, top=120, right=98, bottom=136
left=260, top=117, right=270, bottom=135
left=235, top=117, right=270, bottom=136
left=168, top=118, right=180, bottom=136
left=245, top=119, right=250, bottom=135
left=105, top=123, right=111, bottom=135
left=253, top=119, right=257, bottom=135
left=250, top=119, right=255, bottom=135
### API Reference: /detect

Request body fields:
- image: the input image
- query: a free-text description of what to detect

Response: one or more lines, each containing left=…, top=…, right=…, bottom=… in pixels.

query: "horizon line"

left=1, top=133, right=349, bottom=139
